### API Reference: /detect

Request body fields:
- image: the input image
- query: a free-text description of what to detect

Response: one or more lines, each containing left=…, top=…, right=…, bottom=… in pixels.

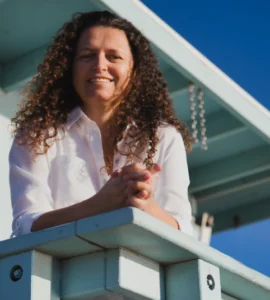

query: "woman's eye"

left=109, top=55, right=121, bottom=60
left=78, top=53, right=95, bottom=60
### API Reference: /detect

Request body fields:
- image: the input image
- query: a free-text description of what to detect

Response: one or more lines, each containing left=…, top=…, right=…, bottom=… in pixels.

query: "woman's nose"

left=92, top=54, right=107, bottom=71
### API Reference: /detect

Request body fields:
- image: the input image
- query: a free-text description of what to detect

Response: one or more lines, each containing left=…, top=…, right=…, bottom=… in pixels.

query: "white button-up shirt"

left=9, top=107, right=193, bottom=237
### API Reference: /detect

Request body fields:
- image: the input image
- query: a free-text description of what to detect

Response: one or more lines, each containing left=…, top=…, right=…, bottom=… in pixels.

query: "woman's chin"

left=83, top=93, right=116, bottom=105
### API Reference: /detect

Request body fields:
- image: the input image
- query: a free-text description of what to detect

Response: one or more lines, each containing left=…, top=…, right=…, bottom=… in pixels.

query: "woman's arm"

left=31, top=183, right=121, bottom=231
left=10, top=139, right=127, bottom=236
left=31, top=175, right=128, bottom=232
left=31, top=195, right=98, bottom=232
left=153, top=127, right=193, bottom=235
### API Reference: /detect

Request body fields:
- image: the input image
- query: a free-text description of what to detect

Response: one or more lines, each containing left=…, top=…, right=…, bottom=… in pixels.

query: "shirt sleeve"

left=154, top=126, right=193, bottom=236
left=9, top=139, right=54, bottom=237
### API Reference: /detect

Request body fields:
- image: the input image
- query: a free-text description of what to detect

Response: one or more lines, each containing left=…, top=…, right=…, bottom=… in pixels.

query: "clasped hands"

left=99, top=163, right=161, bottom=213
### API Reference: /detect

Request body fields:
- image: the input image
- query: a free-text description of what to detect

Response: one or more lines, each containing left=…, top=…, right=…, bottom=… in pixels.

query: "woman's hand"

left=109, top=163, right=178, bottom=229
left=126, top=179, right=156, bottom=212
left=96, top=175, right=128, bottom=211
left=112, top=163, right=161, bottom=211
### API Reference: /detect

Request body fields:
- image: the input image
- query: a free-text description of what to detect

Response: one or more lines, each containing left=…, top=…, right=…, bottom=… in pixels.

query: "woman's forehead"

left=76, top=26, right=131, bottom=53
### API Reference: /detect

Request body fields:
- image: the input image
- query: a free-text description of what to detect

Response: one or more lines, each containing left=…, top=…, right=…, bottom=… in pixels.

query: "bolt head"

left=10, top=265, right=23, bottom=282
left=207, top=274, right=215, bottom=290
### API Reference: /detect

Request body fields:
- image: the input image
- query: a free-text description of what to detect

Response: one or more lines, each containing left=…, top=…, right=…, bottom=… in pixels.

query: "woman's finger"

left=147, top=164, right=162, bottom=175
left=136, top=190, right=148, bottom=198
left=123, top=170, right=150, bottom=182
left=127, top=195, right=148, bottom=211
left=118, top=163, right=144, bottom=176
left=111, top=168, right=123, bottom=178
left=127, top=180, right=152, bottom=194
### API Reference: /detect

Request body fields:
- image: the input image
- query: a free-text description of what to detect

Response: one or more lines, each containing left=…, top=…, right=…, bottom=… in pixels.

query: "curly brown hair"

left=12, top=10, right=192, bottom=167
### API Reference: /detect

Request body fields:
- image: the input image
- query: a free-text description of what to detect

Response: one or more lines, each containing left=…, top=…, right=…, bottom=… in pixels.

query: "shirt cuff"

left=11, top=211, right=48, bottom=238
left=174, top=216, right=194, bottom=237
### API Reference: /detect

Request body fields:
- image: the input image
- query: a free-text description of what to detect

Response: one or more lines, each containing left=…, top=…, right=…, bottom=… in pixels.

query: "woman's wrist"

left=84, top=192, right=113, bottom=217
left=144, top=199, right=179, bottom=229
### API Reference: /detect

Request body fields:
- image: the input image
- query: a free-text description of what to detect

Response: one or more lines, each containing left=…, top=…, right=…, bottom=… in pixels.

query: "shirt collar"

left=65, top=106, right=138, bottom=131
left=65, top=106, right=88, bottom=130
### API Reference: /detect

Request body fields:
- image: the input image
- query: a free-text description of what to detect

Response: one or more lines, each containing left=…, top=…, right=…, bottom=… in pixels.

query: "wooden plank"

left=76, top=208, right=196, bottom=263
left=190, top=145, right=270, bottom=193
left=213, top=197, right=270, bottom=232
left=0, top=222, right=101, bottom=259
left=61, top=248, right=163, bottom=300
left=106, top=248, right=164, bottom=300
left=222, top=293, right=238, bottom=300
left=61, top=252, right=108, bottom=300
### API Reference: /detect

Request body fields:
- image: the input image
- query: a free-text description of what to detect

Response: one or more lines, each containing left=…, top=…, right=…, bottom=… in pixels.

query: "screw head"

left=207, top=274, right=215, bottom=290
left=10, top=265, right=23, bottom=282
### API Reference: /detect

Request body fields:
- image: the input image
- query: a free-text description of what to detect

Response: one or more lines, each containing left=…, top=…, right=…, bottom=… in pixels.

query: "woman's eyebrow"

left=77, top=47, right=96, bottom=52
left=79, top=46, right=124, bottom=51
left=76, top=47, right=125, bottom=56
left=106, top=48, right=125, bottom=55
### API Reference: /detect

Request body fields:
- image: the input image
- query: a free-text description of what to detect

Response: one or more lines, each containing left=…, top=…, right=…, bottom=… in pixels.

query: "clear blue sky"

left=141, top=0, right=270, bottom=276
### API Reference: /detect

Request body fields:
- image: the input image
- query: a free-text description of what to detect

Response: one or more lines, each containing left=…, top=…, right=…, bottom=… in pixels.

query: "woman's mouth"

left=87, top=77, right=113, bottom=83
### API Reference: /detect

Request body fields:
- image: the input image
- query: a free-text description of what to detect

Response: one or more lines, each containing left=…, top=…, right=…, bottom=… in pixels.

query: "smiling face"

left=73, top=26, right=134, bottom=110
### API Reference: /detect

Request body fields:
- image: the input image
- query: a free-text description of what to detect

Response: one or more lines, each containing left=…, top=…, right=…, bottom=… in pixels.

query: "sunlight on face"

left=73, top=26, right=134, bottom=110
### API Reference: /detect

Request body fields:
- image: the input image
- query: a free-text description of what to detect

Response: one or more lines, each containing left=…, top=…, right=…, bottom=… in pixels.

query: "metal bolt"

left=10, top=265, right=23, bottom=282
left=207, top=274, right=215, bottom=290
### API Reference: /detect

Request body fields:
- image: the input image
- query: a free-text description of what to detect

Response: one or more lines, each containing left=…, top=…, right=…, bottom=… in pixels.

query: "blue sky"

left=141, top=0, right=270, bottom=276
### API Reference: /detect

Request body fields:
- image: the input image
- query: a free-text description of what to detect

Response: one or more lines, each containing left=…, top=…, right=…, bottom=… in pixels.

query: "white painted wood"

left=61, top=248, right=163, bottom=300
left=1, top=208, right=269, bottom=299
left=61, top=251, right=108, bottom=300
left=0, top=250, right=60, bottom=300
left=31, top=251, right=58, bottom=300
left=77, top=208, right=270, bottom=299
left=166, top=259, right=221, bottom=300
left=222, top=293, right=238, bottom=300
left=0, top=114, right=13, bottom=241
left=0, top=222, right=102, bottom=259
left=106, top=248, right=163, bottom=300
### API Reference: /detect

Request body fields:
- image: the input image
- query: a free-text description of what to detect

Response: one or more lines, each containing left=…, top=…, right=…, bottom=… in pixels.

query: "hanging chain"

left=197, top=88, right=208, bottom=150
left=188, top=83, right=199, bottom=143
left=188, top=83, right=208, bottom=150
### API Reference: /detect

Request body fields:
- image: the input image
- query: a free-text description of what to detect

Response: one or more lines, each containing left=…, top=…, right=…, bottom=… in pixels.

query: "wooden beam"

left=61, top=248, right=164, bottom=300
left=187, top=109, right=265, bottom=168
left=1, top=46, right=46, bottom=92
left=190, top=145, right=270, bottom=193
left=163, top=67, right=189, bottom=94
left=213, top=197, right=270, bottom=233
left=196, top=176, right=270, bottom=216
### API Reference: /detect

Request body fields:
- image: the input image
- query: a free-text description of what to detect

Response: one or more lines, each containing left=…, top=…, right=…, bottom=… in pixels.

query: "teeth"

left=89, top=78, right=111, bottom=82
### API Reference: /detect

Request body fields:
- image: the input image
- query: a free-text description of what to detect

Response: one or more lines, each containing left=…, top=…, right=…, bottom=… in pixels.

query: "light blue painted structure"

left=0, top=0, right=270, bottom=298
left=0, top=208, right=269, bottom=299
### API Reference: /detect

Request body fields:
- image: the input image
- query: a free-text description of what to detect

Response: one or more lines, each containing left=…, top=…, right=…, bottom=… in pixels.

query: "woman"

left=10, top=11, right=193, bottom=237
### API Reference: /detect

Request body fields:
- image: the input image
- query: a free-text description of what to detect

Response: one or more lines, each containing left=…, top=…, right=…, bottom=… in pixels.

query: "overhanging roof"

left=0, top=0, right=269, bottom=232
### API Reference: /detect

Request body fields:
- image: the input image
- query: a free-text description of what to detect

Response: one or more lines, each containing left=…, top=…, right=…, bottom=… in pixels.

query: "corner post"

left=0, top=250, right=60, bottom=300
left=166, top=259, right=221, bottom=300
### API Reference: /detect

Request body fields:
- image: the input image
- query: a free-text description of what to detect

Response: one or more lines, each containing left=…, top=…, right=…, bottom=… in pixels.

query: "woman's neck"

left=82, top=104, right=113, bottom=135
